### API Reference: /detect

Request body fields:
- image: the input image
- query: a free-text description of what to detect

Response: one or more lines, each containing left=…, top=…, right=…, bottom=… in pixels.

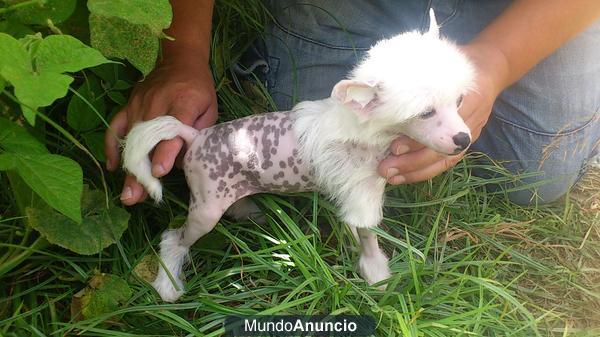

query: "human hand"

left=104, top=58, right=218, bottom=205
left=378, top=44, right=509, bottom=184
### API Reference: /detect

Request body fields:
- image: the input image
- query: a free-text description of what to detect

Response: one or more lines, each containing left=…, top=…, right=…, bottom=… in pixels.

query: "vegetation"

left=0, top=0, right=598, bottom=335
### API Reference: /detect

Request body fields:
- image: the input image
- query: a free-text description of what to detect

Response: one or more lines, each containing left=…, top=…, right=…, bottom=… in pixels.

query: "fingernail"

left=394, top=144, right=410, bottom=156
left=152, top=164, right=166, bottom=177
left=389, top=175, right=406, bottom=185
left=120, top=187, right=132, bottom=200
left=386, top=168, right=399, bottom=179
left=106, top=160, right=113, bottom=171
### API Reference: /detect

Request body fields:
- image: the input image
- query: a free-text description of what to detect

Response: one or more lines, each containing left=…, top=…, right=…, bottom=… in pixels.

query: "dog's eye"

left=420, top=108, right=436, bottom=119
left=456, top=95, right=464, bottom=107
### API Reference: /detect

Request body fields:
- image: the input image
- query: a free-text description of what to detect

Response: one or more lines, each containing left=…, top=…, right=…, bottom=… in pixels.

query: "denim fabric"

left=255, top=0, right=600, bottom=205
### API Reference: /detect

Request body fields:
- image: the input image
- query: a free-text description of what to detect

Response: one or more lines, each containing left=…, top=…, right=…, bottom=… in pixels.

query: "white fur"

left=152, top=228, right=188, bottom=302
left=356, top=227, right=391, bottom=289
left=359, top=249, right=391, bottom=289
left=122, top=116, right=199, bottom=202
left=293, top=100, right=390, bottom=227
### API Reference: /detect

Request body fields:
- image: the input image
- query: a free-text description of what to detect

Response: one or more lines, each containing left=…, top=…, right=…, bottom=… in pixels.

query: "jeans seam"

left=271, top=16, right=371, bottom=51
left=439, top=0, right=462, bottom=26
left=492, top=112, right=598, bottom=137
left=266, top=56, right=280, bottom=91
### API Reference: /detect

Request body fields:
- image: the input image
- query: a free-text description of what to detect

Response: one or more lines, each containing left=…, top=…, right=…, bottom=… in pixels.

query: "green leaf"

left=0, top=153, right=16, bottom=170
left=0, top=32, right=31, bottom=75
left=15, top=153, right=82, bottom=222
left=0, top=118, right=82, bottom=221
left=89, top=14, right=159, bottom=75
left=26, top=188, right=130, bottom=255
left=67, top=77, right=106, bottom=131
left=0, top=117, right=48, bottom=155
left=112, top=80, right=131, bottom=90
left=87, top=0, right=172, bottom=36
left=107, top=90, right=126, bottom=106
left=35, top=35, right=110, bottom=74
left=0, top=18, right=35, bottom=38
left=10, top=0, right=77, bottom=25
left=82, top=131, right=106, bottom=162
left=72, top=273, right=132, bottom=320
left=90, top=63, right=118, bottom=83
left=0, top=33, right=110, bottom=124
left=14, top=71, right=74, bottom=124
left=56, top=0, right=92, bottom=43
left=87, top=0, right=172, bottom=75
left=6, top=171, right=45, bottom=217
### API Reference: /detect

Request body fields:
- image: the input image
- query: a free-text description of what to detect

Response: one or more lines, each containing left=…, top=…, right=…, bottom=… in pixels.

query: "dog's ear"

left=428, top=8, right=439, bottom=38
left=332, top=79, right=379, bottom=119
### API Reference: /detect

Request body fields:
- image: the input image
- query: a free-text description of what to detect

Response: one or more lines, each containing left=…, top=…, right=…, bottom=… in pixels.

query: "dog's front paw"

left=358, top=250, right=391, bottom=290
left=152, top=275, right=185, bottom=302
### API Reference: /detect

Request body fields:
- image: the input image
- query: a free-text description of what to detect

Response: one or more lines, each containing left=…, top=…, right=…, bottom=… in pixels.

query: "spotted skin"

left=177, top=111, right=317, bottom=246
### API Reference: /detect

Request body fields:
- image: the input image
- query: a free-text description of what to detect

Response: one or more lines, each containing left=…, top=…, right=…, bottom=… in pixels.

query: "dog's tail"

left=122, top=116, right=199, bottom=203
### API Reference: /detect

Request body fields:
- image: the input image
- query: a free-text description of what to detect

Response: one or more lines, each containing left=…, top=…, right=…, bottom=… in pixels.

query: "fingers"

left=120, top=175, right=148, bottom=205
left=458, top=80, right=495, bottom=143
left=149, top=100, right=212, bottom=177
left=104, top=108, right=128, bottom=171
left=104, top=105, right=147, bottom=205
left=388, top=135, right=424, bottom=155
left=379, top=144, right=465, bottom=185
left=378, top=147, right=443, bottom=178
left=152, top=138, right=184, bottom=177
left=388, top=154, right=463, bottom=185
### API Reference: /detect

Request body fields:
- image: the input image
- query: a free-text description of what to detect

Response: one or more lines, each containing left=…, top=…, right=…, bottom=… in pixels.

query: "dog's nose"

left=452, top=132, right=471, bottom=151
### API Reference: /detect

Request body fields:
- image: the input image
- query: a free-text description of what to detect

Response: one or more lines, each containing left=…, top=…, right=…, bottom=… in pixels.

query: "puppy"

left=123, top=10, right=474, bottom=302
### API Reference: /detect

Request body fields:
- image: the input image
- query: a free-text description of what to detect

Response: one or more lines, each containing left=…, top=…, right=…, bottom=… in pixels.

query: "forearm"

left=471, top=0, right=600, bottom=90
left=162, top=0, right=214, bottom=65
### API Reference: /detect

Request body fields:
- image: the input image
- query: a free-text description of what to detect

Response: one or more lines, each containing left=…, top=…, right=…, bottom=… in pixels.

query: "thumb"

left=389, top=135, right=425, bottom=156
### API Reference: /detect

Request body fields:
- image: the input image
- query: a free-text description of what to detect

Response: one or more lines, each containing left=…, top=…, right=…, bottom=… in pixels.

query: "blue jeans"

left=255, top=0, right=600, bottom=205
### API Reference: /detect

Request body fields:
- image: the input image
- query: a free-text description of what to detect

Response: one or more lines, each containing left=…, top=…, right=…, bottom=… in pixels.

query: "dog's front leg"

left=337, top=176, right=390, bottom=288
left=355, top=227, right=391, bottom=289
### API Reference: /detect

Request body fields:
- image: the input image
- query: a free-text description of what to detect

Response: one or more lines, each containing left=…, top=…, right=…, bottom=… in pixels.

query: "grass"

left=1, top=0, right=599, bottom=336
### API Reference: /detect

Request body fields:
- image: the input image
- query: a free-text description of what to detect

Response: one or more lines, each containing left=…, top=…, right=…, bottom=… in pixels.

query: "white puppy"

left=123, top=9, right=474, bottom=302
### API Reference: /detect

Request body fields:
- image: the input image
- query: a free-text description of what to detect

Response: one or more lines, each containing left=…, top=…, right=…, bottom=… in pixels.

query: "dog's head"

left=331, top=9, right=475, bottom=155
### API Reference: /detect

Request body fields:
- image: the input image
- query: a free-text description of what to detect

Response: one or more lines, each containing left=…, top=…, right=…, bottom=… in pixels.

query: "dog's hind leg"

left=152, top=207, right=222, bottom=302
left=355, top=227, right=391, bottom=290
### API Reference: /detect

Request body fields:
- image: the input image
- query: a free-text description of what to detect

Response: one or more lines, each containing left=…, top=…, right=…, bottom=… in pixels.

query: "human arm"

left=104, top=0, right=217, bottom=205
left=379, top=0, right=600, bottom=184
